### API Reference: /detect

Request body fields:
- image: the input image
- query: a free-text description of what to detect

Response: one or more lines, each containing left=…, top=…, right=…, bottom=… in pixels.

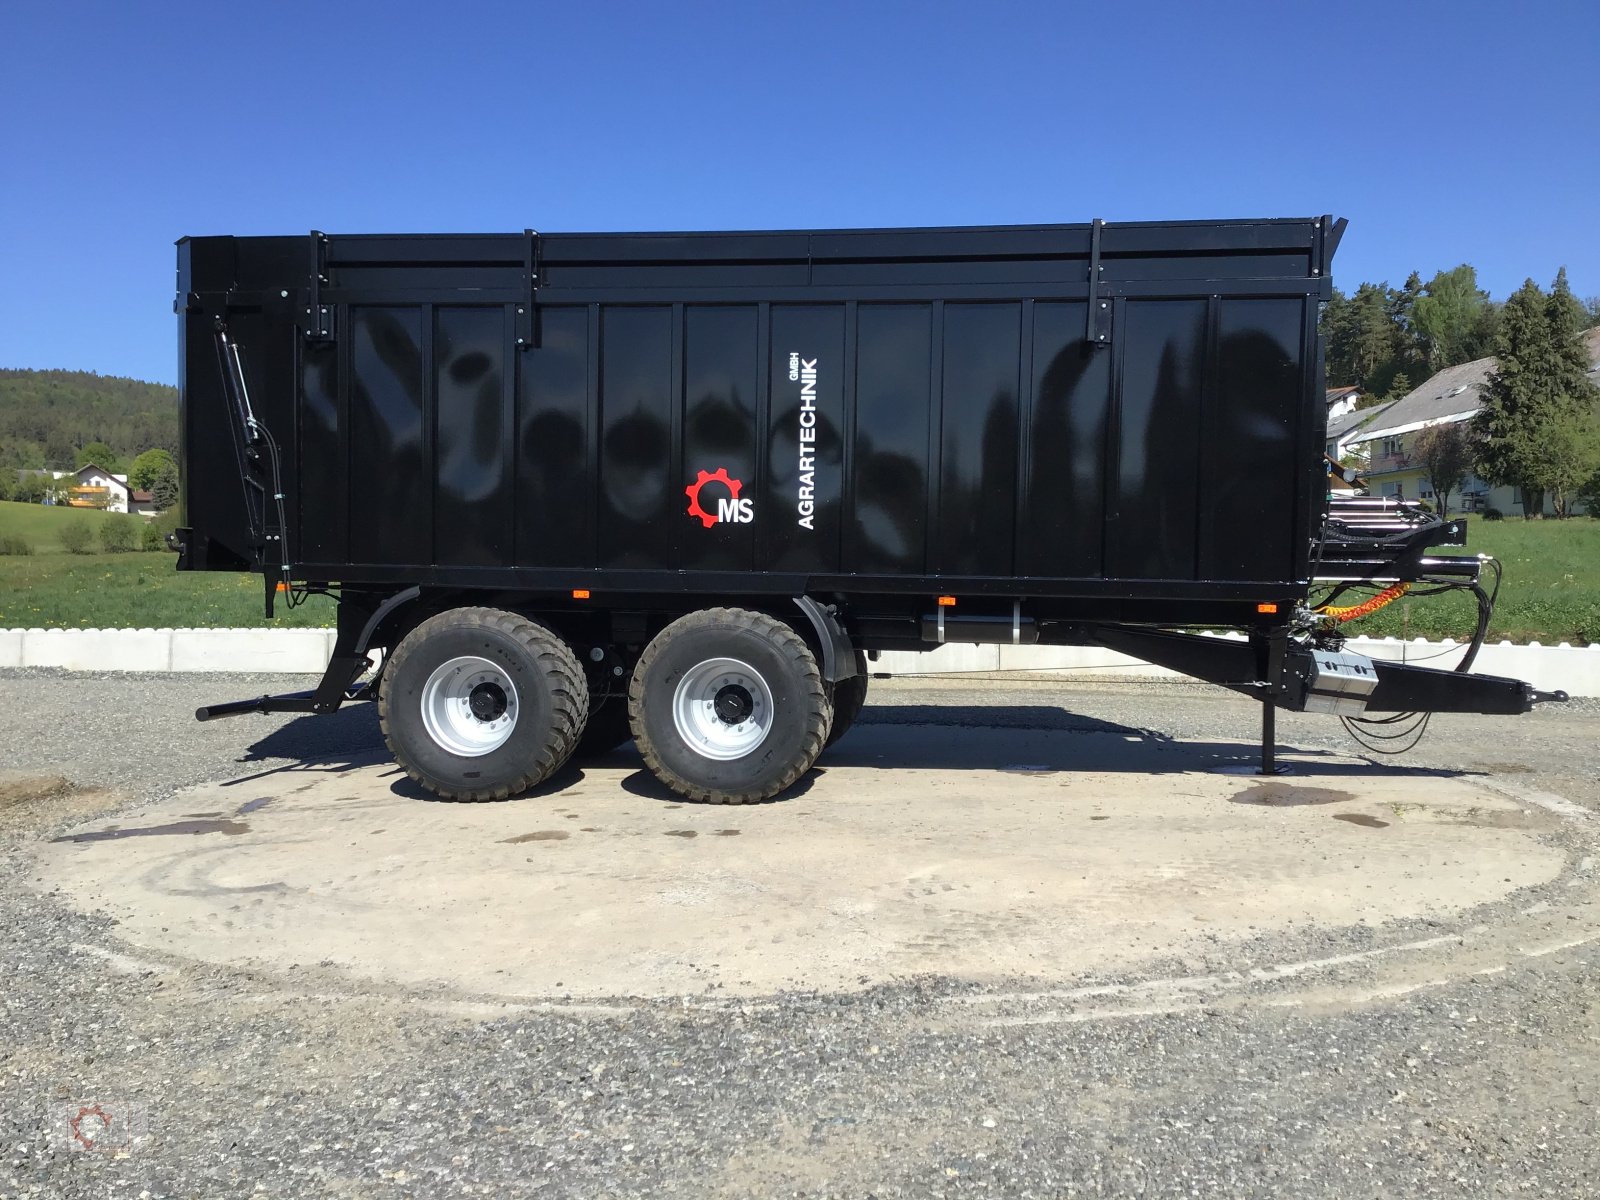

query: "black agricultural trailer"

left=174, top=216, right=1565, bottom=802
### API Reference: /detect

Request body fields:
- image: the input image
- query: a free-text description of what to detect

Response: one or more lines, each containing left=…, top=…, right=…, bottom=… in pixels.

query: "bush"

left=0, top=534, right=32, bottom=555
left=1482, top=507, right=1504, bottom=521
left=140, top=521, right=168, bottom=551
left=12, top=474, right=49, bottom=504
left=1578, top=471, right=1600, bottom=518
left=59, top=519, right=96, bottom=554
left=99, top=517, right=140, bottom=553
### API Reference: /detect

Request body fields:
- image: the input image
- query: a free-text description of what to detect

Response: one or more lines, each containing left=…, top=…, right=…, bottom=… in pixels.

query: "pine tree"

left=1473, top=271, right=1600, bottom=517
left=1539, top=269, right=1600, bottom=515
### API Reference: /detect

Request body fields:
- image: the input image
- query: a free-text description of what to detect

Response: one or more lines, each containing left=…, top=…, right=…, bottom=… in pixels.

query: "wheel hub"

left=713, top=684, right=754, bottom=725
left=420, top=656, right=520, bottom=758
left=671, top=657, right=774, bottom=761
left=468, top=681, right=508, bottom=722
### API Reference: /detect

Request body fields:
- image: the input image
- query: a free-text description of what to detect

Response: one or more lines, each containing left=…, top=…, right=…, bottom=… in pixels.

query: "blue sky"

left=2, top=0, right=1595, bottom=387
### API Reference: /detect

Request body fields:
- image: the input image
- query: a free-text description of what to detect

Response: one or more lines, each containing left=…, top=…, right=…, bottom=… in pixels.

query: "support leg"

left=1253, top=625, right=1289, bottom=776
left=1259, top=700, right=1279, bottom=775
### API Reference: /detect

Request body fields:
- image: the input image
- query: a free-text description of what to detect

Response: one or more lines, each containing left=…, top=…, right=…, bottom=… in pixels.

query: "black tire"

left=629, top=608, right=831, bottom=804
left=572, top=694, right=635, bottom=759
left=825, top=654, right=870, bottom=748
left=379, top=607, right=587, bottom=801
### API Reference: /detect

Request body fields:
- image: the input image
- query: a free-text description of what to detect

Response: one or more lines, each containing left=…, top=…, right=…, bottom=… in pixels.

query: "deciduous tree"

left=1412, top=265, right=1496, bottom=370
left=1412, top=422, right=1472, bottom=516
left=75, top=442, right=120, bottom=471
left=129, top=448, right=176, bottom=492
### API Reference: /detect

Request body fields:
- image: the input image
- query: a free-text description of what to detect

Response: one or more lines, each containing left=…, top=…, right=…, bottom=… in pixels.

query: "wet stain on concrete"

left=714, top=829, right=741, bottom=837
left=665, top=830, right=698, bottom=839
left=54, top=819, right=251, bottom=843
left=501, top=831, right=570, bottom=844
left=564, top=814, right=581, bottom=819
left=1232, top=784, right=1356, bottom=808
left=237, top=798, right=272, bottom=815
left=1333, top=813, right=1390, bottom=829
left=1089, top=816, right=1110, bottom=821
left=579, top=827, right=601, bottom=833
left=183, top=812, right=224, bottom=818
left=370, top=829, right=386, bottom=835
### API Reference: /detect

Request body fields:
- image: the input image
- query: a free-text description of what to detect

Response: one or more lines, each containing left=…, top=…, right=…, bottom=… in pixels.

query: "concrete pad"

left=33, top=724, right=1565, bottom=1001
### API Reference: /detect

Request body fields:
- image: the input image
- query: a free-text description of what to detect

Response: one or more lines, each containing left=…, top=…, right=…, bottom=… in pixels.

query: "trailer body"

left=177, top=218, right=1338, bottom=624
left=175, top=217, right=1562, bottom=803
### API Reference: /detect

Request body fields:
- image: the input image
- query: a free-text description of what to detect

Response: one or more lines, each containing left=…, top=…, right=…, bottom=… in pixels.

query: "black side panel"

left=1205, top=299, right=1304, bottom=581
left=349, top=308, right=428, bottom=565
left=299, top=339, right=345, bottom=563
left=850, top=304, right=931, bottom=574
left=764, top=305, right=845, bottom=572
left=434, top=306, right=511, bottom=567
left=681, top=305, right=760, bottom=571
left=1109, top=299, right=1206, bottom=580
left=516, top=306, right=593, bottom=568
left=599, top=307, right=674, bottom=568
left=937, top=303, right=1021, bottom=576
left=1021, top=302, right=1109, bottom=578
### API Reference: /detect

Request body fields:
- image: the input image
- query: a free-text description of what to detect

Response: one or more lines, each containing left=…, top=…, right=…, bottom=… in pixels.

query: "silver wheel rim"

left=671, top=657, right=774, bottom=761
left=420, top=655, right=519, bottom=757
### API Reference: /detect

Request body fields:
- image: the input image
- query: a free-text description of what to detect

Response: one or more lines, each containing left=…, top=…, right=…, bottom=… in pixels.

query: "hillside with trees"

left=0, top=369, right=177, bottom=471
left=1325, top=266, right=1600, bottom=519
left=1322, top=264, right=1600, bottom=403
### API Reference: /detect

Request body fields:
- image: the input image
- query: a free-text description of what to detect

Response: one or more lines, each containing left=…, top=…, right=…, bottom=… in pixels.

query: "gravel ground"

left=2, top=669, right=1598, bottom=1198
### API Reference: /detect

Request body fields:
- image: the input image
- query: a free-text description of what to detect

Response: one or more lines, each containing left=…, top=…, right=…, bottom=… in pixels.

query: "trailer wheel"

left=825, top=653, right=870, bottom=748
left=379, top=607, right=587, bottom=801
left=630, top=608, right=831, bottom=803
left=572, top=694, right=635, bottom=759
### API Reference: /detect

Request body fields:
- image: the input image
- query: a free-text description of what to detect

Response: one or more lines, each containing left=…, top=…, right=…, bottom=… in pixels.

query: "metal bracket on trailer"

left=1086, top=218, right=1111, bottom=347
left=302, top=231, right=333, bottom=341
left=516, top=228, right=540, bottom=349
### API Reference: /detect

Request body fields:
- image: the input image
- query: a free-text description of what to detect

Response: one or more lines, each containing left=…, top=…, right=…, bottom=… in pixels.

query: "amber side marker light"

left=936, top=596, right=957, bottom=607
left=1256, top=602, right=1278, bottom=614
left=275, top=581, right=289, bottom=593
left=572, top=589, right=591, bottom=600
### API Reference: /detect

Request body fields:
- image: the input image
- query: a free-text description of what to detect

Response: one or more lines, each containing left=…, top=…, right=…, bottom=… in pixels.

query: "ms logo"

left=685, top=468, right=754, bottom=528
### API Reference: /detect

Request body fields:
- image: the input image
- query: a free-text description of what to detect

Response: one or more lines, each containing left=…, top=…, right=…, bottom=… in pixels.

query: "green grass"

left=0, top=498, right=134, bottom=544
left=0, top=501, right=333, bottom=629
left=1330, top=518, right=1600, bottom=646
left=2, top=501, right=1595, bottom=642
left=0, top=551, right=335, bottom=629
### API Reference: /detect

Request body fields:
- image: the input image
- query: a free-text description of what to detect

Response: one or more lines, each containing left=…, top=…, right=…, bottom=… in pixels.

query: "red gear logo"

left=69, top=1104, right=112, bottom=1150
left=685, top=467, right=742, bottom=528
